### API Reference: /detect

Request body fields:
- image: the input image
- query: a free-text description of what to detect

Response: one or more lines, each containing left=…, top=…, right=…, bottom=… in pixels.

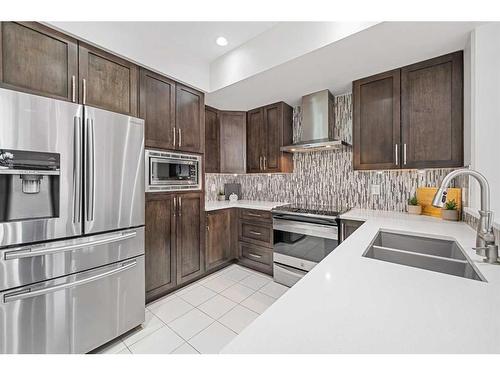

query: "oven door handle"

left=4, top=230, right=137, bottom=260
left=273, top=218, right=338, bottom=240
left=3, top=260, right=137, bottom=303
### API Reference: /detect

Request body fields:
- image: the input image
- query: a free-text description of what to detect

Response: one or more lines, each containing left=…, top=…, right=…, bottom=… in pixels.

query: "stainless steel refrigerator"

left=0, top=88, right=145, bottom=354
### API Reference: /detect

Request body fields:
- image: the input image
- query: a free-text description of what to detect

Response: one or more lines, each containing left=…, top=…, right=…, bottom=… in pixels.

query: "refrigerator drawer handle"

left=4, top=231, right=137, bottom=260
left=3, top=260, right=137, bottom=303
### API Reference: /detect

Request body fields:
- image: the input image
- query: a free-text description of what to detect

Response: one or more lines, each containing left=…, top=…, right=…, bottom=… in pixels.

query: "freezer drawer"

left=0, top=256, right=145, bottom=354
left=0, top=227, right=144, bottom=291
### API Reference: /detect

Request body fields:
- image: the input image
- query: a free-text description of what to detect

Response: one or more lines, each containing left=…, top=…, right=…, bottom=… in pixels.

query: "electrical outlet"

left=370, top=184, right=381, bottom=196
left=210, top=184, right=216, bottom=192
left=257, top=183, right=263, bottom=191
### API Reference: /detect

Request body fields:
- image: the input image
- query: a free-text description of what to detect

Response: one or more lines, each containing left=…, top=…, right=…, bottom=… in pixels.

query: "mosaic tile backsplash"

left=205, top=93, right=467, bottom=213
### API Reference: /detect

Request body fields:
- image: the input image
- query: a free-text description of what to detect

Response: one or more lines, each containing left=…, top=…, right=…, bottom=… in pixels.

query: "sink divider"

left=371, top=245, right=469, bottom=264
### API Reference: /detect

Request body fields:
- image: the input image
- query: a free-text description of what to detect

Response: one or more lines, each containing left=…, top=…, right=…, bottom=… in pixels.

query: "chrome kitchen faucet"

left=432, top=169, right=499, bottom=264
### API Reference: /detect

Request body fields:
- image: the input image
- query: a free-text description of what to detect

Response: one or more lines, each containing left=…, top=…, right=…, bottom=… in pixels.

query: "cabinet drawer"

left=239, top=208, right=272, bottom=223
left=239, top=221, right=272, bottom=247
left=238, top=242, right=272, bottom=275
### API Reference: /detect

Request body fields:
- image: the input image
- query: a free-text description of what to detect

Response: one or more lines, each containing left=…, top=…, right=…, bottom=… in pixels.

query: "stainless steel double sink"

left=363, top=231, right=486, bottom=282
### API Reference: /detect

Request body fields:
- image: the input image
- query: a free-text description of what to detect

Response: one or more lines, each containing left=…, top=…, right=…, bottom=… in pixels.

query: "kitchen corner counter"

left=222, top=208, right=500, bottom=354
left=205, top=200, right=287, bottom=212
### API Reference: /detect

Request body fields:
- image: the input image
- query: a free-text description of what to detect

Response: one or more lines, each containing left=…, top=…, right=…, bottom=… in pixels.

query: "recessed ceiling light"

left=216, top=36, right=228, bottom=46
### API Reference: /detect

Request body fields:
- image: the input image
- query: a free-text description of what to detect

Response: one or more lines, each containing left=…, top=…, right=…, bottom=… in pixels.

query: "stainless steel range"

left=271, top=204, right=347, bottom=287
left=0, top=88, right=145, bottom=354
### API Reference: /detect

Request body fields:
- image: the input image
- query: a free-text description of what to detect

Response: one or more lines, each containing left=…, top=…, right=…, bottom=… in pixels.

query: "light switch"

left=257, top=183, right=263, bottom=191
left=370, top=184, right=380, bottom=196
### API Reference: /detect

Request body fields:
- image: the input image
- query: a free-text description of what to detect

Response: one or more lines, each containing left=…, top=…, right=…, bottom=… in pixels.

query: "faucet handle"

left=473, top=247, right=487, bottom=257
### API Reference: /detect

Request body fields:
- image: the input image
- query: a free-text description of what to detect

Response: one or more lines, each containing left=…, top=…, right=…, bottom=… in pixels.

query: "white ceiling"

left=48, top=21, right=277, bottom=90
left=206, top=21, right=484, bottom=110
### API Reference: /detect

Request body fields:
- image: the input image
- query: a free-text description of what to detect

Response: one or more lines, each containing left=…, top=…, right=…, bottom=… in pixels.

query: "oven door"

left=273, top=218, right=338, bottom=271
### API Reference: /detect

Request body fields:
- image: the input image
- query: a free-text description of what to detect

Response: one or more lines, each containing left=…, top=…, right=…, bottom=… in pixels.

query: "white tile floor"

left=95, top=264, right=289, bottom=354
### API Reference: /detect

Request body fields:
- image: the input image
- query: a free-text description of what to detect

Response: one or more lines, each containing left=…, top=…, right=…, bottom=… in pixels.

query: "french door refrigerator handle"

left=3, top=260, right=137, bottom=303
left=86, top=118, right=95, bottom=222
left=73, top=116, right=82, bottom=223
left=4, top=230, right=137, bottom=260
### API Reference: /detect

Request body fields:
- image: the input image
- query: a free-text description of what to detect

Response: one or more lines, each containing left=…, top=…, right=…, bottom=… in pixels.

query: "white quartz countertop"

left=205, top=200, right=286, bottom=212
left=222, top=208, right=500, bottom=353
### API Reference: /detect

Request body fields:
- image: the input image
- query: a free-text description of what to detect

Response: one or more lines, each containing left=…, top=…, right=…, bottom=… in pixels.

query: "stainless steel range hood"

left=281, top=89, right=351, bottom=153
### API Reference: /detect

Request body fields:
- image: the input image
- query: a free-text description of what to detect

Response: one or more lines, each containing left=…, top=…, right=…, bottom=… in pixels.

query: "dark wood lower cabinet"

left=340, top=219, right=364, bottom=242
left=176, top=193, right=204, bottom=284
left=145, top=193, right=176, bottom=302
left=205, top=209, right=232, bottom=271
left=237, top=209, right=274, bottom=275
left=145, top=192, right=204, bottom=302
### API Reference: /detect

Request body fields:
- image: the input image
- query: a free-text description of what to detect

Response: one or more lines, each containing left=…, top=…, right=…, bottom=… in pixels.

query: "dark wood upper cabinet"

left=176, top=192, right=204, bottom=284
left=140, top=68, right=176, bottom=149
left=220, top=111, right=246, bottom=174
left=205, top=209, right=232, bottom=271
left=401, top=51, right=463, bottom=168
left=246, top=108, right=264, bottom=173
left=145, top=193, right=176, bottom=302
left=205, top=106, right=220, bottom=173
left=176, top=84, right=204, bottom=154
left=353, top=69, right=401, bottom=170
left=79, top=42, right=138, bottom=116
left=0, top=22, right=78, bottom=102
left=247, top=102, right=293, bottom=173
left=263, top=102, right=293, bottom=173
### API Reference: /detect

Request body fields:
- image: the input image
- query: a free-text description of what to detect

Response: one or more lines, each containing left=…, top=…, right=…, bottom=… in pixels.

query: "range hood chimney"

left=281, top=89, right=351, bottom=153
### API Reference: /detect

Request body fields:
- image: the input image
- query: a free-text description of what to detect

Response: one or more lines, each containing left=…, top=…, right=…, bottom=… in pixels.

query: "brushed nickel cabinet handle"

left=403, top=143, right=407, bottom=165
left=178, top=128, right=182, bottom=148
left=263, top=156, right=267, bottom=170
left=249, top=230, right=262, bottom=236
left=173, top=196, right=177, bottom=217
left=173, top=127, right=176, bottom=148
left=247, top=213, right=262, bottom=218
left=248, top=253, right=262, bottom=259
left=178, top=196, right=182, bottom=216
left=395, top=144, right=399, bottom=166
left=82, top=79, right=87, bottom=105
left=71, top=75, right=76, bottom=102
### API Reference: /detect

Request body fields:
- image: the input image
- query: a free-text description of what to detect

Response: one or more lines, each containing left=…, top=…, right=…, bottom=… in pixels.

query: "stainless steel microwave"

left=145, top=149, right=202, bottom=192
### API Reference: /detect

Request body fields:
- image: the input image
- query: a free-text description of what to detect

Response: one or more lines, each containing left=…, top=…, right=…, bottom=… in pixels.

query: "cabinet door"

left=176, top=84, right=204, bottom=153
left=246, top=108, right=264, bottom=173
left=401, top=51, right=463, bottom=168
left=206, top=209, right=231, bottom=271
left=145, top=194, right=176, bottom=302
left=176, top=193, right=204, bottom=284
left=140, top=68, right=176, bottom=149
left=353, top=69, right=401, bottom=170
left=220, top=111, right=246, bottom=173
left=79, top=43, right=138, bottom=116
left=205, top=106, right=220, bottom=173
left=262, top=103, right=280, bottom=172
left=0, top=22, right=78, bottom=102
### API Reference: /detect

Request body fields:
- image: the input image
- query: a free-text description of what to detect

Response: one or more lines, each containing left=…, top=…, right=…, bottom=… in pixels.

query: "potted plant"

left=217, top=189, right=225, bottom=201
left=441, top=199, right=459, bottom=221
left=407, top=194, right=422, bottom=215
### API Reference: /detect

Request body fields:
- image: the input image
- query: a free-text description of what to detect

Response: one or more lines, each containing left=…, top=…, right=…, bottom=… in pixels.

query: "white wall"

left=469, top=23, right=500, bottom=216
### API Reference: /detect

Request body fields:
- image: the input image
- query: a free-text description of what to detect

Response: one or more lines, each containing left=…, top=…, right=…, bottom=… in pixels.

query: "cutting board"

left=416, top=187, right=462, bottom=219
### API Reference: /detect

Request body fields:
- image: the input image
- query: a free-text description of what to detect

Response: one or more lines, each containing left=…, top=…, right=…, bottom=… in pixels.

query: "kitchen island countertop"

left=222, top=208, right=500, bottom=353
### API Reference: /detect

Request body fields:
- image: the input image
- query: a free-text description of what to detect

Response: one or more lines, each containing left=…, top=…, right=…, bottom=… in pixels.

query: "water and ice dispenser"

left=0, top=149, right=60, bottom=222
